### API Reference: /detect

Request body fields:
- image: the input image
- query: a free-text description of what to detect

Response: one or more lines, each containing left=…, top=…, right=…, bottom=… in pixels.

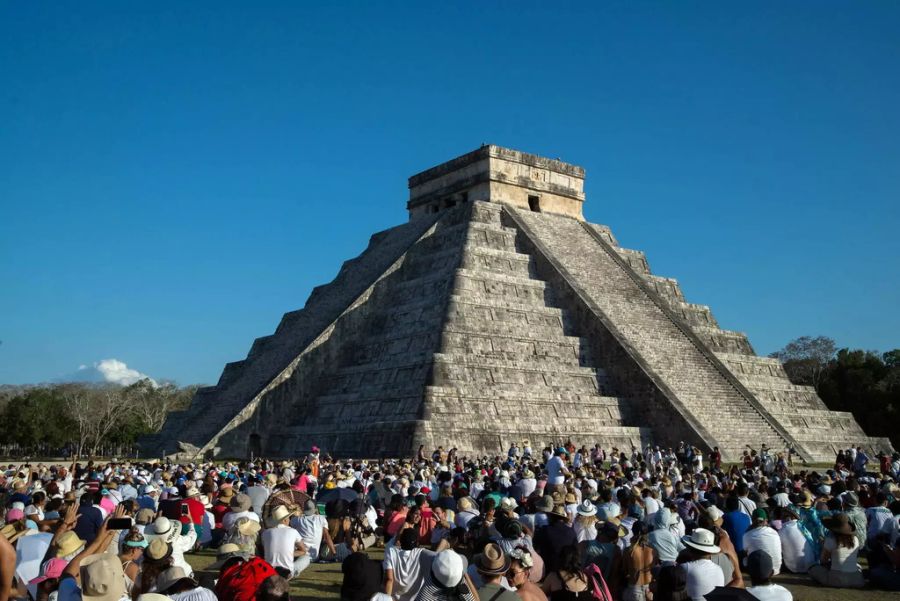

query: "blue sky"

left=1, top=2, right=898, bottom=386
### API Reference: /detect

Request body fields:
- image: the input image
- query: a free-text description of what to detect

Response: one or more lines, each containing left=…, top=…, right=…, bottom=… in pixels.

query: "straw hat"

left=81, top=553, right=126, bottom=601
left=0, top=523, right=25, bottom=545
left=796, top=490, right=814, bottom=508
left=269, top=505, right=291, bottom=526
left=564, top=492, right=578, bottom=505
left=499, top=498, right=518, bottom=512
left=55, top=531, right=86, bottom=557
left=145, top=538, right=172, bottom=563
left=681, top=528, right=721, bottom=554
left=217, top=487, right=234, bottom=501
left=209, top=543, right=253, bottom=570
left=231, top=493, right=252, bottom=512
left=156, top=566, right=197, bottom=594
left=474, top=543, right=511, bottom=575
left=238, top=519, right=261, bottom=537
left=549, top=504, right=568, bottom=519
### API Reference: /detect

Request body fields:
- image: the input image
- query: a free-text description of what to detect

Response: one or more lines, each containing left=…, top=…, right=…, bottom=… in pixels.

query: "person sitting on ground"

left=745, top=549, right=793, bottom=601
left=678, top=528, right=725, bottom=601
left=534, top=504, right=577, bottom=574
left=291, top=499, right=337, bottom=563
left=414, top=548, right=478, bottom=601
left=261, top=505, right=308, bottom=579
left=777, top=506, right=814, bottom=574
left=721, top=495, right=751, bottom=559
left=156, top=566, right=218, bottom=601
left=742, top=508, right=782, bottom=576
left=384, top=528, right=435, bottom=601
left=808, top=513, right=865, bottom=588
left=697, top=511, right=741, bottom=588
left=648, top=507, right=684, bottom=566
left=341, top=551, right=383, bottom=601
left=211, top=542, right=277, bottom=601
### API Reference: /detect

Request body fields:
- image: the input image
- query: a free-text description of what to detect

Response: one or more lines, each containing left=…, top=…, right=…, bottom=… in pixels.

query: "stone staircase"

left=506, top=207, right=802, bottom=461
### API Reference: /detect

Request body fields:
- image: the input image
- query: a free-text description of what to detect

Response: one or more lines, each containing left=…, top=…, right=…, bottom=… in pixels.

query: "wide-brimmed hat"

left=522, top=469, right=535, bottom=479
left=81, top=553, right=126, bottom=601
left=431, top=550, right=466, bottom=588
left=681, top=528, right=720, bottom=554
left=55, top=531, right=86, bottom=557
left=209, top=543, right=253, bottom=570
left=535, top=495, right=554, bottom=513
left=576, top=500, right=596, bottom=517
left=549, top=504, right=568, bottom=519
left=217, top=487, right=234, bottom=501
left=475, top=543, right=511, bottom=575
left=269, top=505, right=291, bottom=526
left=145, top=538, right=172, bottom=563
left=822, top=513, right=856, bottom=535
left=157, top=566, right=198, bottom=593
left=499, top=498, right=518, bottom=512
left=231, top=493, right=252, bottom=512
left=149, top=517, right=177, bottom=542
left=303, top=499, right=318, bottom=516
left=0, top=523, right=25, bottom=544
left=796, top=490, right=814, bottom=508
left=135, top=508, right=156, bottom=525
left=564, top=492, right=577, bottom=504
left=238, top=519, right=261, bottom=537
left=842, top=492, right=860, bottom=508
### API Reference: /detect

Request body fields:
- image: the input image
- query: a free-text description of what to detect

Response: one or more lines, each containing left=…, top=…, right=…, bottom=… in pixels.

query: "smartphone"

left=181, top=504, right=190, bottom=516
left=108, top=518, right=132, bottom=530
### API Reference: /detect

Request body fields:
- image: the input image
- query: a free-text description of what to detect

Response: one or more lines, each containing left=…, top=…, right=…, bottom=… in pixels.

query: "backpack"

left=581, top=563, right=614, bottom=601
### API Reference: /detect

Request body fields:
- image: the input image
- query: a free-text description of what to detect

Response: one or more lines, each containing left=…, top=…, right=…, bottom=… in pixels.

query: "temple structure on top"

left=144, top=145, right=892, bottom=462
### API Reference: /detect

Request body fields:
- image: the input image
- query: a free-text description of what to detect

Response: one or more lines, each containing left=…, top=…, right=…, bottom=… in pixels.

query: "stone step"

left=440, top=329, right=593, bottom=364
left=460, top=246, right=534, bottom=279
left=432, top=358, right=614, bottom=396
left=424, top=385, right=617, bottom=404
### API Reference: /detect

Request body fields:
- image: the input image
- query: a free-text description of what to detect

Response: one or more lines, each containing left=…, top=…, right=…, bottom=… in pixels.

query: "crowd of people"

left=1, top=440, right=899, bottom=601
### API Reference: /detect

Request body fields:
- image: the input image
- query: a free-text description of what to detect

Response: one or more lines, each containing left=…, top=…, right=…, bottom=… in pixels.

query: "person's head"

left=558, top=544, right=582, bottom=575
left=751, top=507, right=768, bottom=528
left=398, top=527, right=418, bottom=551
left=506, top=546, right=533, bottom=589
left=257, top=575, right=291, bottom=601
left=405, top=506, right=421, bottom=525
left=120, top=529, right=148, bottom=559
left=747, top=550, right=774, bottom=586
left=474, top=542, right=510, bottom=584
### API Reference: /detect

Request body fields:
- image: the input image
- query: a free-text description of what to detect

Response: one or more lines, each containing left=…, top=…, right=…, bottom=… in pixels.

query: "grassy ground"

left=185, top=548, right=900, bottom=601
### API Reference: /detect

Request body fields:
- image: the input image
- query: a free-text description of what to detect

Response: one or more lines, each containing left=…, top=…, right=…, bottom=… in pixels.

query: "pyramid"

left=145, top=145, right=891, bottom=463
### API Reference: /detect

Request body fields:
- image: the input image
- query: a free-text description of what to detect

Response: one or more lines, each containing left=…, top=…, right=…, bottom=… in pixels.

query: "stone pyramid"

left=145, top=145, right=891, bottom=463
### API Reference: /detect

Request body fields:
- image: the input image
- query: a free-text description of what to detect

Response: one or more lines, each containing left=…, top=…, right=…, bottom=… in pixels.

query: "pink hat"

left=6, top=509, right=25, bottom=522
left=29, top=558, right=68, bottom=584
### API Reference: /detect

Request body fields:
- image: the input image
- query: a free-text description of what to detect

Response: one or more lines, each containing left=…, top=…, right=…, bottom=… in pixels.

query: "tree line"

left=770, top=336, right=900, bottom=448
left=0, top=380, right=196, bottom=457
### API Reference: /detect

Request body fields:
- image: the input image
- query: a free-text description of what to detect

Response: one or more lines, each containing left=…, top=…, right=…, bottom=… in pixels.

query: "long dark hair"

left=557, top=544, right=585, bottom=581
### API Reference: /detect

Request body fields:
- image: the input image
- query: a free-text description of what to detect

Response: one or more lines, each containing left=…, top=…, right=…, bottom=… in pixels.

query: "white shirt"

left=291, top=514, right=328, bottom=560
left=824, top=535, right=860, bottom=573
left=866, top=506, right=893, bottom=541
left=262, top=524, right=304, bottom=572
left=546, top=456, right=566, bottom=486
left=681, top=558, right=724, bottom=601
left=222, top=509, right=260, bottom=533
left=519, top=478, right=537, bottom=500
left=383, top=546, right=435, bottom=601
left=737, top=497, right=757, bottom=516
left=743, top=526, right=782, bottom=575
left=747, top=583, right=793, bottom=601
left=778, top=521, right=814, bottom=574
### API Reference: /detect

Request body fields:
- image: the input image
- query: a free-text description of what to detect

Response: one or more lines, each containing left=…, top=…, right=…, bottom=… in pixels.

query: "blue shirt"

left=723, top=510, right=752, bottom=553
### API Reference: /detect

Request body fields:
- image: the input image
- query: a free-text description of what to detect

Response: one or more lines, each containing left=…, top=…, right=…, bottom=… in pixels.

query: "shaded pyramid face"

left=147, top=149, right=891, bottom=462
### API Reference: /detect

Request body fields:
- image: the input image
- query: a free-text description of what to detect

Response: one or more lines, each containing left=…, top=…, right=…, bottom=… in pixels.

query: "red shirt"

left=215, top=557, right=277, bottom=601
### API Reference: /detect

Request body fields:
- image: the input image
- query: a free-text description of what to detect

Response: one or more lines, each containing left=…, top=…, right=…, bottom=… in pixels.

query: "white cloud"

left=67, top=359, right=157, bottom=387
